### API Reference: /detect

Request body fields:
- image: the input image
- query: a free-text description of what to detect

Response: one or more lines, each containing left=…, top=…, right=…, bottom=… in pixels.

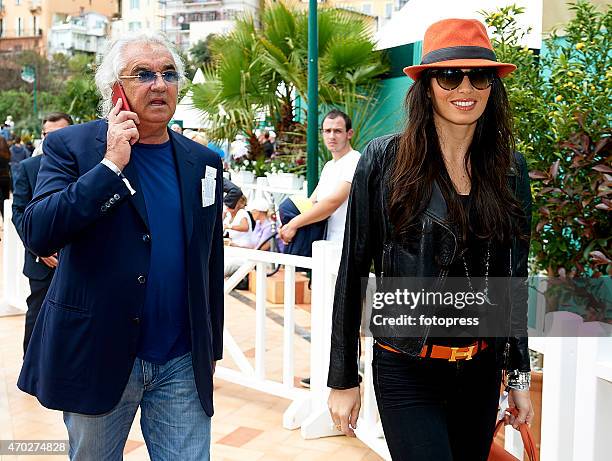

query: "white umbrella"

left=173, top=68, right=210, bottom=129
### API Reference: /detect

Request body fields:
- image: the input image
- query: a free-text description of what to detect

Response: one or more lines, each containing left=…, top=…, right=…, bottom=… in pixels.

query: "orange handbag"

left=488, top=408, right=539, bottom=461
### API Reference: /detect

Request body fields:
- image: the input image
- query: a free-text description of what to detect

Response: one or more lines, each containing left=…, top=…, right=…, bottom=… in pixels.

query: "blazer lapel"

left=122, top=162, right=149, bottom=230
left=95, top=121, right=150, bottom=230
left=170, top=130, right=197, bottom=245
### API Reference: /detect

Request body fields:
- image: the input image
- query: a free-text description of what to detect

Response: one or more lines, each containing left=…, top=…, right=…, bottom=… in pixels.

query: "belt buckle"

left=449, top=345, right=475, bottom=362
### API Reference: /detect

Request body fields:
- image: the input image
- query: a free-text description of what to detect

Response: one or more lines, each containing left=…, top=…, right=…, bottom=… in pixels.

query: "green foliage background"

left=0, top=53, right=99, bottom=136
left=484, top=1, right=611, bottom=277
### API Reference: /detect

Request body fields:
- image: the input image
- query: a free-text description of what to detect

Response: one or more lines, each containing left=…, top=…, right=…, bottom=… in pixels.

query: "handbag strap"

left=493, top=408, right=539, bottom=461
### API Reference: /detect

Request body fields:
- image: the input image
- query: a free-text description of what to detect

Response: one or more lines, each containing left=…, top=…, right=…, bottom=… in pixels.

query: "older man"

left=12, top=112, right=73, bottom=356
left=17, top=32, right=224, bottom=460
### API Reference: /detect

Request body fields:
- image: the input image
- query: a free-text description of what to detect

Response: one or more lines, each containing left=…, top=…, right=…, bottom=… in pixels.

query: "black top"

left=426, top=194, right=504, bottom=348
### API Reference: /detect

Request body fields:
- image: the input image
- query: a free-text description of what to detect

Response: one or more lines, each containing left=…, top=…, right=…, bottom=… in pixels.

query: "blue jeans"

left=64, top=352, right=210, bottom=461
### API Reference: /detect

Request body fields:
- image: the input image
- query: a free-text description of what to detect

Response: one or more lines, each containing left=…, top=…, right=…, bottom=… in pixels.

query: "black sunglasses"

left=119, top=70, right=180, bottom=85
left=430, top=68, right=496, bottom=91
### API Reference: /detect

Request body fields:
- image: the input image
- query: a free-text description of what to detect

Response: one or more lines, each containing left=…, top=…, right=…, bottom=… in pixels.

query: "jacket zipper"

left=417, top=216, right=457, bottom=351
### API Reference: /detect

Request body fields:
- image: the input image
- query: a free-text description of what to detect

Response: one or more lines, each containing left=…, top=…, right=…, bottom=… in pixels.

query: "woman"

left=247, top=197, right=278, bottom=251
left=327, top=19, right=534, bottom=461
left=223, top=194, right=255, bottom=276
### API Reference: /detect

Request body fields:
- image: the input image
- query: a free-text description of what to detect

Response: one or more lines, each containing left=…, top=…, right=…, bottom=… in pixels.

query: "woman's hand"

left=328, top=387, right=361, bottom=437
left=505, top=388, right=534, bottom=430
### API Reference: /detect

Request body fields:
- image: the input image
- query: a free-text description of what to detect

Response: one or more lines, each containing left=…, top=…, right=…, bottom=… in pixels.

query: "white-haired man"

left=17, top=32, right=224, bottom=460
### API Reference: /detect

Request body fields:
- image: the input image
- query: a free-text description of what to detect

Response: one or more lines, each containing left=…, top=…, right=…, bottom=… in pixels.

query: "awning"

left=375, top=0, right=543, bottom=51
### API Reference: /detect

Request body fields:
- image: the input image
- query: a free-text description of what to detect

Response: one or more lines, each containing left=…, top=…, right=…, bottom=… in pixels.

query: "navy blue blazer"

left=12, top=155, right=55, bottom=280
left=17, top=120, right=224, bottom=416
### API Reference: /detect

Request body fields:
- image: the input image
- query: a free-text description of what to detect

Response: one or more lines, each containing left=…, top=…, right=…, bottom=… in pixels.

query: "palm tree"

left=191, top=1, right=388, bottom=161
left=191, top=18, right=278, bottom=159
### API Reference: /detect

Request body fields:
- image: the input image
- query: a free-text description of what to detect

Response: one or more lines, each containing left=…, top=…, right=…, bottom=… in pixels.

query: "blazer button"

left=137, top=275, right=146, bottom=284
left=132, top=317, right=140, bottom=324
left=142, top=234, right=151, bottom=243
left=114, top=193, right=120, bottom=200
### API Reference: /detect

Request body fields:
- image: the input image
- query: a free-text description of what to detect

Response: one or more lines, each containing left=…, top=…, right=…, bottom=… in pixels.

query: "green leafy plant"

left=0, top=52, right=99, bottom=130
left=483, top=1, right=611, bottom=278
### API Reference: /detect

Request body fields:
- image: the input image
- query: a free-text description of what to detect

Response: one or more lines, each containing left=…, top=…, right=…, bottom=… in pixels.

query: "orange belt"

left=376, top=340, right=487, bottom=362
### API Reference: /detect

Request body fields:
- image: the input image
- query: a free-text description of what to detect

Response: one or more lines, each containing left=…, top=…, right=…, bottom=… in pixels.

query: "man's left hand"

left=280, top=223, right=297, bottom=243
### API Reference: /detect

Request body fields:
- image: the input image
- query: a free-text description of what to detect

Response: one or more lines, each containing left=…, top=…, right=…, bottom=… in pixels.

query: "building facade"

left=160, top=0, right=260, bottom=52
left=112, top=0, right=260, bottom=52
left=0, top=0, right=118, bottom=54
left=112, top=0, right=163, bottom=37
left=48, top=12, right=109, bottom=56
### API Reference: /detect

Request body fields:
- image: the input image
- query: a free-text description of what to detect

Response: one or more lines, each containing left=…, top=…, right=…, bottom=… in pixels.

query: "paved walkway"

left=0, top=236, right=382, bottom=460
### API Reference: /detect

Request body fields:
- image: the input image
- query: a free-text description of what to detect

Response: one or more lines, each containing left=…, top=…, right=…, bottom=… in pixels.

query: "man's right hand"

left=104, top=98, right=140, bottom=171
left=40, top=254, right=58, bottom=268
left=328, top=387, right=361, bottom=437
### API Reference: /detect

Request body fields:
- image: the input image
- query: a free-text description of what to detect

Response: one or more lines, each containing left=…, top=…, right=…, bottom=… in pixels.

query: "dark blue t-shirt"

left=131, top=140, right=191, bottom=364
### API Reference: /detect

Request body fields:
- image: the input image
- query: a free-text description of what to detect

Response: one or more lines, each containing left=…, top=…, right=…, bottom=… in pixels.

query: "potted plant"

left=230, top=158, right=256, bottom=186
left=266, top=158, right=305, bottom=190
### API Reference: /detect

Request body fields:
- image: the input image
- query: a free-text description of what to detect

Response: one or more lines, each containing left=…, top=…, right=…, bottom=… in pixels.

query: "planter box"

left=230, top=170, right=255, bottom=187
left=266, top=172, right=305, bottom=190
left=248, top=268, right=310, bottom=304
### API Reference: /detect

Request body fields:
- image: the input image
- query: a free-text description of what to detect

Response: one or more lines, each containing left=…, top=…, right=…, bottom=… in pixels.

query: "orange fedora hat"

left=403, top=18, right=516, bottom=81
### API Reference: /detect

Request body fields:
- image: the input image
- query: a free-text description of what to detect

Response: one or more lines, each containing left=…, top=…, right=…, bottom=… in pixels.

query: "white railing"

left=218, top=245, right=314, bottom=428
left=526, top=312, right=612, bottom=461
left=297, top=241, right=391, bottom=459
left=1, top=199, right=28, bottom=316
left=218, top=241, right=391, bottom=459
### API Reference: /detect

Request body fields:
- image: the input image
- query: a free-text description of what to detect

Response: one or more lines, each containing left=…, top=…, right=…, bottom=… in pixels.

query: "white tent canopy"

left=173, top=68, right=210, bottom=130
left=374, top=0, right=543, bottom=51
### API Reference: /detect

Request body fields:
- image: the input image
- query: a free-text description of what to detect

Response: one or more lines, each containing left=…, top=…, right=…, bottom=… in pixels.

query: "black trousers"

left=372, top=344, right=501, bottom=461
left=24, top=276, right=52, bottom=355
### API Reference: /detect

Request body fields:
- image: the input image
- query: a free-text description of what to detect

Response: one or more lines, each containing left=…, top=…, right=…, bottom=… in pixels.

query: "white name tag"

left=205, top=165, right=217, bottom=179
left=202, top=178, right=216, bottom=207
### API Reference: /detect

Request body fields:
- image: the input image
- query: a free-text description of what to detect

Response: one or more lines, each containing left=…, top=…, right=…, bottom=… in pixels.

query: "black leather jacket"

left=328, top=134, right=532, bottom=389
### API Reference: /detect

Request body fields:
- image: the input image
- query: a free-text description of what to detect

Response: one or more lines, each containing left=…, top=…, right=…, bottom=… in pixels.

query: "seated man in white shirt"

left=279, top=109, right=361, bottom=248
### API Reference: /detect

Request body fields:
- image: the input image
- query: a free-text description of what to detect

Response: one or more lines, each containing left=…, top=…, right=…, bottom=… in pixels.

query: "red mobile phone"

left=111, top=83, right=131, bottom=112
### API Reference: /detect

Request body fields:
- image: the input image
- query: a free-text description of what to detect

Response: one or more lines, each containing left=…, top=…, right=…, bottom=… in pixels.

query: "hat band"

left=421, top=46, right=497, bottom=65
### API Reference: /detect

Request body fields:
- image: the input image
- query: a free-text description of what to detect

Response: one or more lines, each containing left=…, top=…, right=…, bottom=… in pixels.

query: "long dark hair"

left=388, top=70, right=525, bottom=243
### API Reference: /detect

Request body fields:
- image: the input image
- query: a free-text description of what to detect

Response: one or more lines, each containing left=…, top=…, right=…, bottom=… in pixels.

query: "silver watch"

left=507, top=370, right=531, bottom=391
